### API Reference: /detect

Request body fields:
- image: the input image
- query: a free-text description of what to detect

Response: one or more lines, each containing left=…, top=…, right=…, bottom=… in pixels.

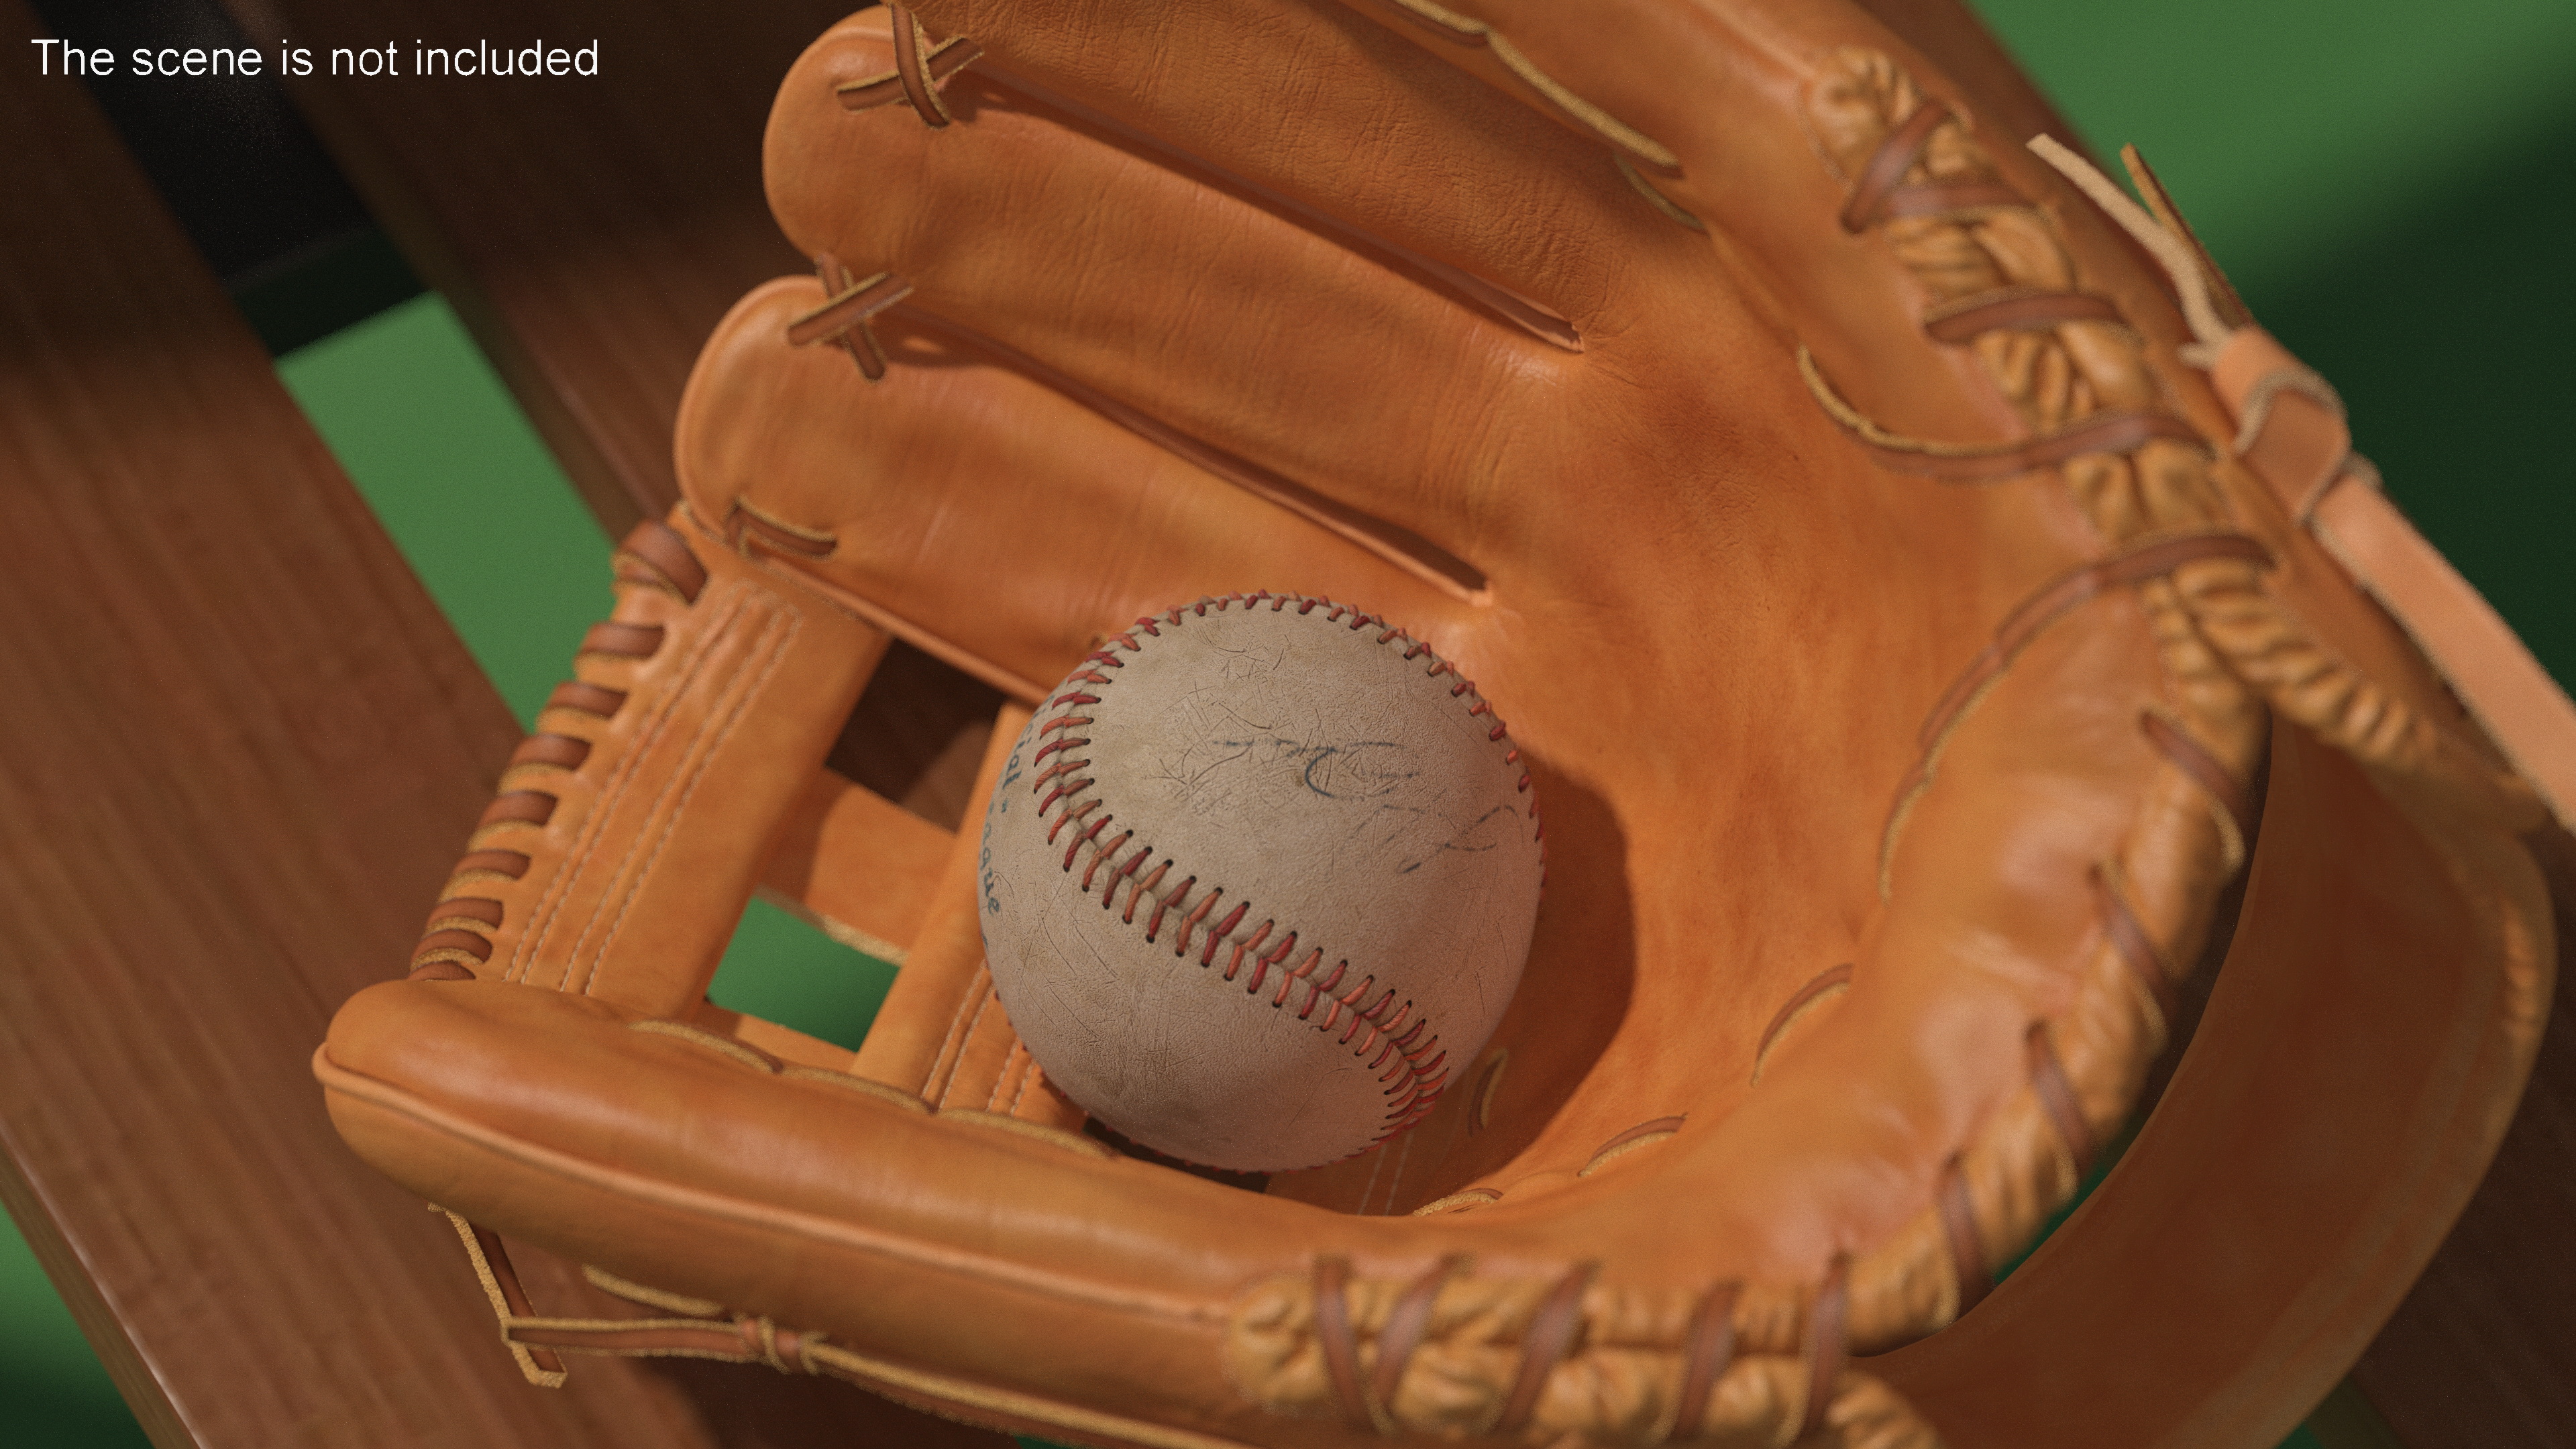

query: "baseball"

left=975, top=593, right=1544, bottom=1173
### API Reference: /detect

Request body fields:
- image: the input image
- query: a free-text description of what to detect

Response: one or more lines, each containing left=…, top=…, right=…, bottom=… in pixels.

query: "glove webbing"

left=1299, top=1251, right=1919, bottom=1447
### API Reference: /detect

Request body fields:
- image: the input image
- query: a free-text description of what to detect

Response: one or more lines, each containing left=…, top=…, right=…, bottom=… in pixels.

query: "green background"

left=5, top=0, right=2569, bottom=1443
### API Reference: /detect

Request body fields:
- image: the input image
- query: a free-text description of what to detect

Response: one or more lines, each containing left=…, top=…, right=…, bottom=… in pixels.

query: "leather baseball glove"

left=316, top=1, right=2575, bottom=1445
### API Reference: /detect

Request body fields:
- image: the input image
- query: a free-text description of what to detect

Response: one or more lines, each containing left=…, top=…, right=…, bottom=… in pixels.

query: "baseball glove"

left=315, top=1, right=2575, bottom=1445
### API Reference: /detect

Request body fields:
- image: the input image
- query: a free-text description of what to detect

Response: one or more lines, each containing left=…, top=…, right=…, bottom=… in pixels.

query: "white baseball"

left=976, top=593, right=1544, bottom=1173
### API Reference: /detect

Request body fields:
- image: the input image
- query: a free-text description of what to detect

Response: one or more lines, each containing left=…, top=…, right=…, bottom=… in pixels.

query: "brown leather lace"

left=405, top=519, right=706, bottom=981
left=787, top=254, right=914, bottom=382
left=834, top=6, right=981, bottom=127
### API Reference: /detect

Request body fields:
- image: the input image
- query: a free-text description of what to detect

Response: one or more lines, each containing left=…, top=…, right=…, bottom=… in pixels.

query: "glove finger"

left=886, top=0, right=1665, bottom=339
left=768, top=9, right=1730, bottom=597
left=1334, top=0, right=2196, bottom=454
left=676, top=277, right=1479, bottom=701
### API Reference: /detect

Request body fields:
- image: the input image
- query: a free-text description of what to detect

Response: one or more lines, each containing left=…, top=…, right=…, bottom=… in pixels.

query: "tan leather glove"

left=317, top=2, right=2573, bottom=1444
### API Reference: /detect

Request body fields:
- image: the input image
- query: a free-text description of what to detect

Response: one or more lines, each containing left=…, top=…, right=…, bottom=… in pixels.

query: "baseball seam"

left=1022, top=592, right=1537, bottom=1142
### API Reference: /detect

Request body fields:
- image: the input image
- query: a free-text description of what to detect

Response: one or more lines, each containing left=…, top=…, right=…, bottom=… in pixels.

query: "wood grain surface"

left=215, top=0, right=1009, bottom=817
left=0, top=5, right=1000, bottom=1444
left=215, top=0, right=862, bottom=538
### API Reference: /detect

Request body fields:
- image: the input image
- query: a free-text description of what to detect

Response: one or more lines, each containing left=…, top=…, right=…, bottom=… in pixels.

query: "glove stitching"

left=578, top=602, right=804, bottom=996
left=410, top=524, right=697, bottom=979
left=922, top=966, right=989, bottom=1104
left=932, top=986, right=998, bottom=1110
left=504, top=584, right=743, bottom=984
left=557, top=594, right=798, bottom=997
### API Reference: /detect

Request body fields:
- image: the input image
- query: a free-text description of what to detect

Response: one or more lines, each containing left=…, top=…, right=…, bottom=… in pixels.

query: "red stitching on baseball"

left=1123, top=857, right=1168, bottom=923
left=1300, top=960, right=1348, bottom=1020
left=1379, top=998, right=1414, bottom=1036
left=1063, top=812, right=1114, bottom=871
left=1145, top=876, right=1192, bottom=941
left=1343, top=988, right=1396, bottom=1047
left=1203, top=902, right=1251, bottom=966
left=1046, top=796, right=1099, bottom=846
left=1020, top=593, right=1539, bottom=1140
left=1319, top=971, right=1375, bottom=1034
left=1225, top=920, right=1275, bottom=981
left=1244, top=930, right=1290, bottom=992
left=1274, top=948, right=1323, bottom=1006
left=1032, top=756, right=1089, bottom=790
left=1037, top=777, right=1094, bottom=816
left=1081, top=830, right=1132, bottom=892
left=1173, top=889, right=1220, bottom=955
